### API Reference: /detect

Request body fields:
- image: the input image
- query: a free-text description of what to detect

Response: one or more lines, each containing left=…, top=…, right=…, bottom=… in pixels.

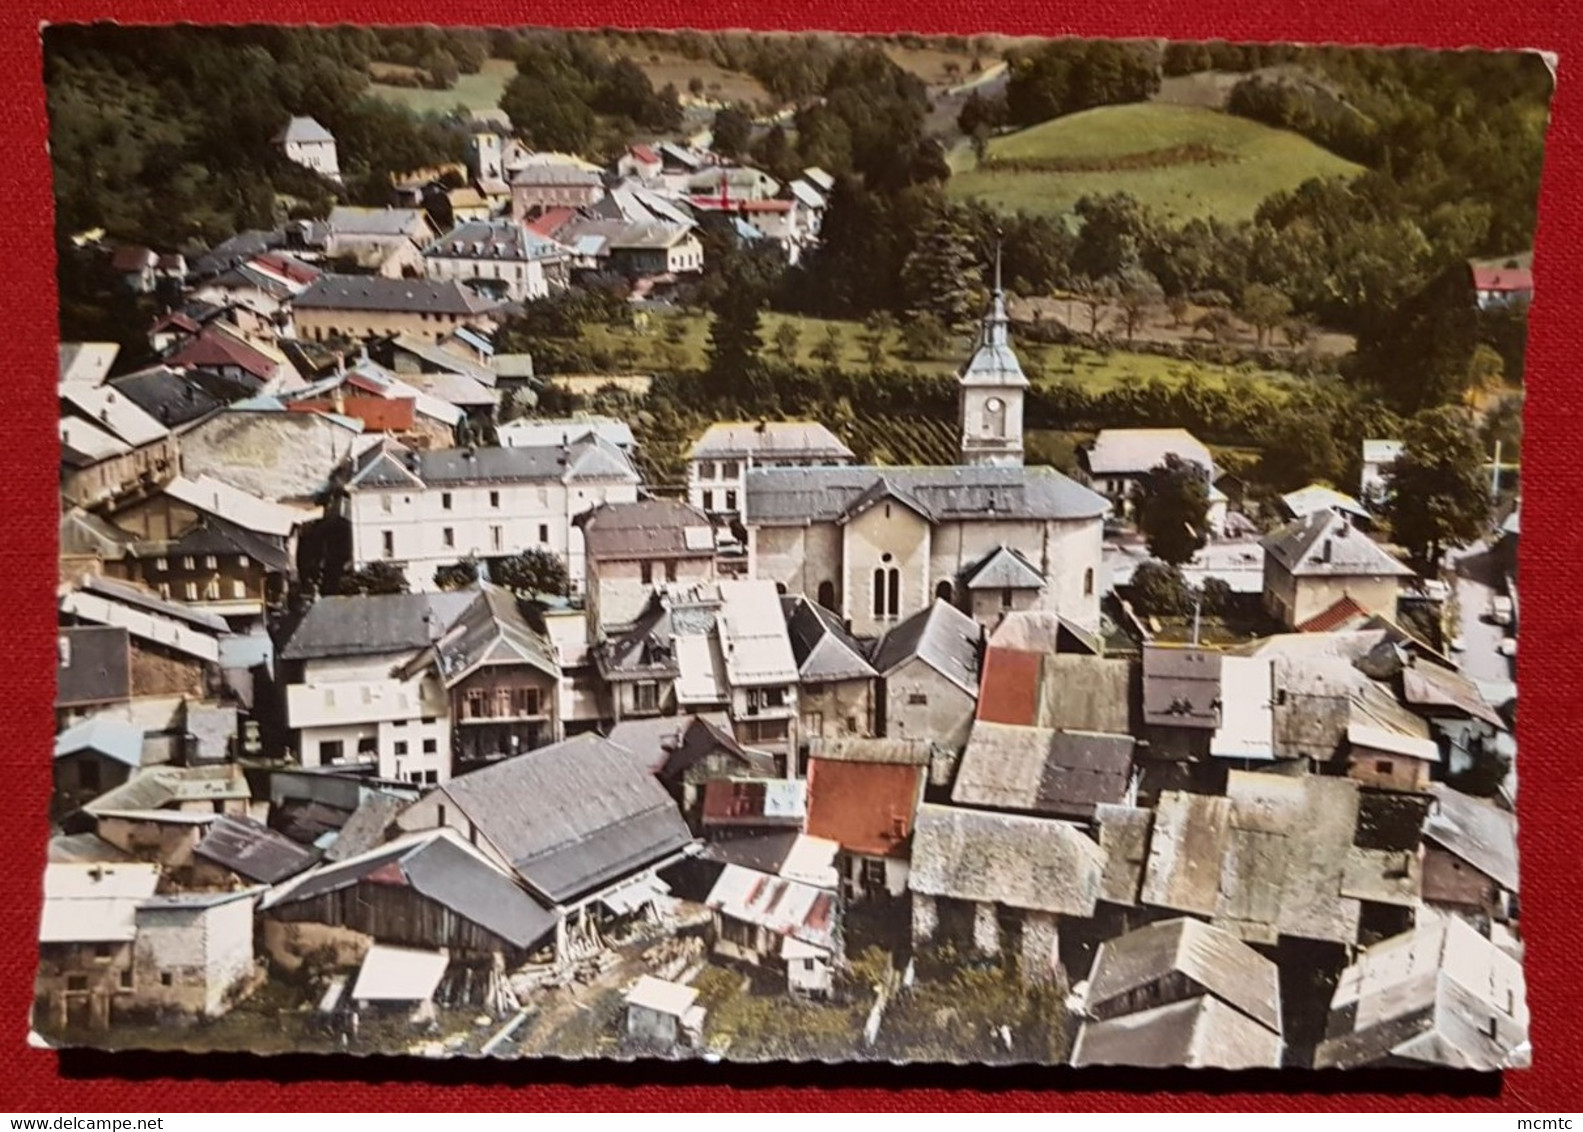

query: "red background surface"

left=3, top=0, right=1581, bottom=1113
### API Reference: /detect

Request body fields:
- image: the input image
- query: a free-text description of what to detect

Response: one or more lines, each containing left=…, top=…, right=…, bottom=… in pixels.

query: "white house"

left=1080, top=428, right=1226, bottom=534
left=715, top=579, right=801, bottom=760
left=422, top=219, right=569, bottom=302
left=686, top=421, right=855, bottom=519
left=338, top=438, right=641, bottom=594
left=274, top=116, right=341, bottom=182
left=278, top=591, right=475, bottom=783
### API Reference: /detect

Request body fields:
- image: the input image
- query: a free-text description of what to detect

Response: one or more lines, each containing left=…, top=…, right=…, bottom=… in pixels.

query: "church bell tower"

left=958, top=242, right=1028, bottom=468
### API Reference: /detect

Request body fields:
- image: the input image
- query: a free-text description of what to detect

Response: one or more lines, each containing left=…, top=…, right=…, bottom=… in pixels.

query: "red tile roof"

left=1295, top=594, right=1370, bottom=634
left=166, top=325, right=277, bottom=381
left=804, top=758, right=921, bottom=859
left=252, top=252, right=320, bottom=286
left=288, top=395, right=415, bottom=433
left=111, top=245, right=156, bottom=273
left=526, top=207, right=577, bottom=237
left=975, top=646, right=1044, bottom=725
left=150, top=310, right=202, bottom=336
left=629, top=144, right=660, bottom=165
left=1470, top=265, right=1533, bottom=293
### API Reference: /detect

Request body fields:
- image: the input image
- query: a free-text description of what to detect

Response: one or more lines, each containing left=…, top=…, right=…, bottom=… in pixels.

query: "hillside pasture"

left=368, top=57, right=516, bottom=120
left=947, top=102, right=1363, bottom=226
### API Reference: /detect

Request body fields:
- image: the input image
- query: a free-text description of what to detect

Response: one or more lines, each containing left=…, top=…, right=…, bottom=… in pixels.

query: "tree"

left=500, top=73, right=597, bottom=154
left=434, top=557, right=480, bottom=590
left=810, top=325, right=844, bottom=367
left=1383, top=406, right=1489, bottom=574
left=1129, top=561, right=1192, bottom=618
left=1198, top=576, right=1234, bottom=618
left=687, top=75, right=705, bottom=97
left=711, top=105, right=754, bottom=160
left=704, top=282, right=766, bottom=379
left=1133, top=453, right=1212, bottom=566
left=1192, top=307, right=1236, bottom=344
left=898, top=208, right=985, bottom=328
left=490, top=548, right=571, bottom=597
left=860, top=310, right=895, bottom=368
left=337, top=561, right=409, bottom=595
left=900, top=310, right=948, bottom=359
left=1116, top=266, right=1163, bottom=344
left=772, top=320, right=802, bottom=362
left=1166, top=295, right=1191, bottom=329
left=1465, top=343, right=1506, bottom=405
left=1239, top=283, right=1293, bottom=348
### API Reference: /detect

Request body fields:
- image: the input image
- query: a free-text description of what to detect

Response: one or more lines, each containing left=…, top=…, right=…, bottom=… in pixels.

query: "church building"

left=743, top=254, right=1109, bottom=638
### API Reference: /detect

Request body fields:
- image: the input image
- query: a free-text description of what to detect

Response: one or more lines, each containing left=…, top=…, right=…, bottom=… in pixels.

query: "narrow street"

left=1446, top=540, right=1513, bottom=688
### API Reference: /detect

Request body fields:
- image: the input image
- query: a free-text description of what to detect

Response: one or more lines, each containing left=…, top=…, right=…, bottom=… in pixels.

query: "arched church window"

left=983, top=396, right=1006, bottom=438
left=935, top=580, right=953, bottom=604
left=817, top=580, right=836, bottom=610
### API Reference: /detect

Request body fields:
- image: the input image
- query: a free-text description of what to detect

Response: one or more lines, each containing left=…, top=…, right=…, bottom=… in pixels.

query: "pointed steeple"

left=959, top=232, right=1026, bottom=388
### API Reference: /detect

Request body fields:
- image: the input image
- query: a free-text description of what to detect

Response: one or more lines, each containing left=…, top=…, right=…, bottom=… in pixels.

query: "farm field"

left=582, top=310, right=1302, bottom=400
left=368, top=58, right=516, bottom=120
left=947, top=102, right=1363, bottom=225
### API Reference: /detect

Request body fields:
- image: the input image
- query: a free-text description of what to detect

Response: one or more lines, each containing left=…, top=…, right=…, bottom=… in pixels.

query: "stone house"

left=871, top=600, right=982, bottom=751
left=1261, top=510, right=1416, bottom=629
left=582, top=499, right=719, bottom=632
left=909, top=803, right=1105, bottom=984
left=781, top=594, right=878, bottom=764
left=804, top=744, right=927, bottom=901
left=35, top=862, right=160, bottom=1030
left=130, top=889, right=260, bottom=1019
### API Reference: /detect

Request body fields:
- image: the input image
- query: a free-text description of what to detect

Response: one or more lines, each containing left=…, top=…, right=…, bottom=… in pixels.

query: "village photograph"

left=39, top=24, right=1544, bottom=1071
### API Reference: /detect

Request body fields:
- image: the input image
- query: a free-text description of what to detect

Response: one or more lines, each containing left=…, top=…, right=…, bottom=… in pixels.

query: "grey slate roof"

left=962, top=545, right=1045, bottom=590
left=1084, top=917, right=1283, bottom=1034
left=279, top=592, right=474, bottom=661
left=1141, top=644, right=1223, bottom=730
left=324, top=793, right=408, bottom=863
left=745, top=464, right=1107, bottom=526
left=582, top=499, right=716, bottom=560
left=80, top=574, right=231, bottom=633
left=1262, top=510, right=1415, bottom=579
left=872, top=599, right=982, bottom=695
left=127, top=514, right=293, bottom=575
left=294, top=275, right=500, bottom=316
left=194, top=814, right=321, bottom=884
left=109, top=366, right=227, bottom=428
left=277, top=116, right=335, bottom=144
left=909, top=802, right=1105, bottom=916
left=437, top=733, right=694, bottom=903
left=326, top=207, right=427, bottom=239
left=958, top=288, right=1029, bottom=388
left=951, top=722, right=1134, bottom=820
left=687, top=421, right=853, bottom=461
left=424, top=219, right=566, bottom=262
left=56, top=626, right=132, bottom=708
left=1071, top=995, right=1284, bottom=1070
left=780, top=595, right=876, bottom=682
left=348, top=439, right=638, bottom=490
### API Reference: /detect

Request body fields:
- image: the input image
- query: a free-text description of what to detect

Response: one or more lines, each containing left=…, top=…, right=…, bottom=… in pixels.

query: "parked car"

left=1498, top=637, right=1517, bottom=658
left=1491, top=595, right=1514, bottom=626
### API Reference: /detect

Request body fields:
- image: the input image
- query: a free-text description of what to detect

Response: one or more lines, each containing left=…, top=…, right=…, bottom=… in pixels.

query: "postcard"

left=40, top=23, right=1545, bottom=1070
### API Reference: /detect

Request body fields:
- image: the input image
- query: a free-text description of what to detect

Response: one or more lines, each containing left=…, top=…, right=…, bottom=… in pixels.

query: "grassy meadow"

left=947, top=103, right=1364, bottom=225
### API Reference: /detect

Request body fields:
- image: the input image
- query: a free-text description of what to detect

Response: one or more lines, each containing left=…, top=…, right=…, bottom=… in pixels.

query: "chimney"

left=1322, top=538, right=1333, bottom=563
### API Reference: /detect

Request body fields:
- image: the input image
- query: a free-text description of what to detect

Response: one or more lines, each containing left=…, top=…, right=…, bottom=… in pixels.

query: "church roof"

left=744, top=465, right=1108, bottom=526
left=962, top=545, right=1046, bottom=591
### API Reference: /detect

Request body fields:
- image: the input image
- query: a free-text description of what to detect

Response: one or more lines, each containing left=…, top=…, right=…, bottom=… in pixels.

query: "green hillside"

left=948, top=102, right=1364, bottom=225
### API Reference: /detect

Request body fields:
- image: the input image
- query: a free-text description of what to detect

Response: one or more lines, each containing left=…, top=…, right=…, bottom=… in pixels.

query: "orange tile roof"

left=1296, top=594, right=1370, bottom=634
left=804, top=758, right=921, bottom=859
left=287, top=395, right=415, bottom=433
left=975, top=645, right=1044, bottom=725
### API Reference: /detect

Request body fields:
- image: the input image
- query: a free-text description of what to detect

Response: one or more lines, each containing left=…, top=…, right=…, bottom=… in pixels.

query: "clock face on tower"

left=986, top=397, right=1003, bottom=413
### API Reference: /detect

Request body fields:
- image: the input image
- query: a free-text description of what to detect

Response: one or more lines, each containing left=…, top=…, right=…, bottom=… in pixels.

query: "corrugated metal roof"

left=626, top=974, right=699, bottom=1016
left=195, top=814, right=320, bottom=884
left=705, top=864, right=835, bottom=952
left=952, top=722, right=1134, bottom=819
left=1423, top=784, right=1519, bottom=890
left=717, top=580, right=799, bottom=687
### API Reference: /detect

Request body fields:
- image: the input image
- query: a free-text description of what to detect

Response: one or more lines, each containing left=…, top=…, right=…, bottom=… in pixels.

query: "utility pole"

left=1192, top=596, right=1202, bottom=646
left=1490, top=439, right=1503, bottom=502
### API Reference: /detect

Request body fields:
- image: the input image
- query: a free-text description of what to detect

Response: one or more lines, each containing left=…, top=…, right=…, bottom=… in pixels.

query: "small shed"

left=623, top=975, right=706, bottom=1048
left=351, top=945, right=449, bottom=1015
